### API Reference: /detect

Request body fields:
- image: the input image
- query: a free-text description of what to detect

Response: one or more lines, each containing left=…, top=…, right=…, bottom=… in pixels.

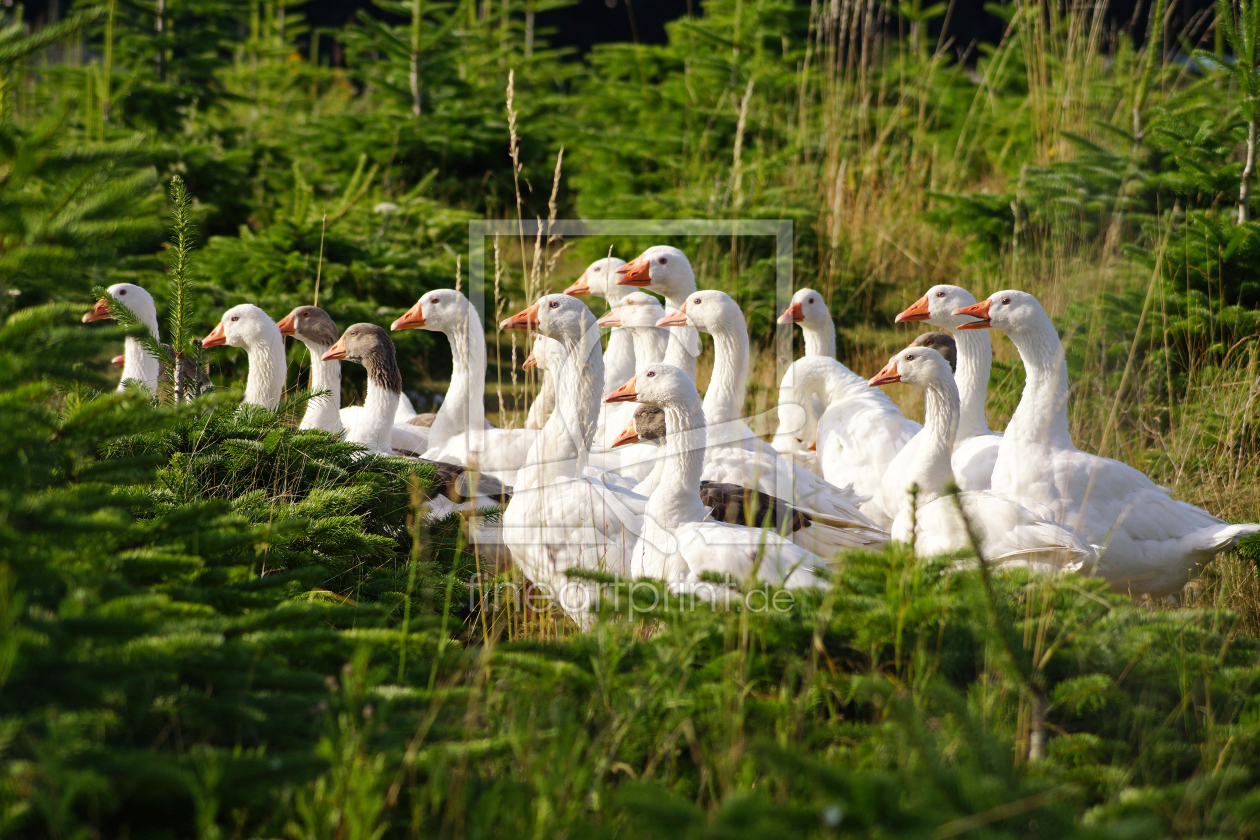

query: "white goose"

left=276, top=306, right=345, bottom=434
left=954, top=290, right=1260, bottom=595
left=202, top=304, right=287, bottom=409
left=497, top=294, right=647, bottom=620
left=772, top=287, right=837, bottom=468
left=660, top=290, right=884, bottom=544
left=608, top=364, right=831, bottom=593
left=780, top=355, right=920, bottom=526
left=564, top=256, right=636, bottom=397
left=82, top=283, right=161, bottom=393
left=615, top=245, right=702, bottom=378
left=896, top=285, right=1002, bottom=490
left=869, top=344, right=1092, bottom=570
left=392, top=289, right=537, bottom=484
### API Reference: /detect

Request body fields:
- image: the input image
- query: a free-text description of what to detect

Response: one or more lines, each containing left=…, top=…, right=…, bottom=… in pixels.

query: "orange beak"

left=605, top=376, right=638, bottom=403
left=563, top=272, right=591, bottom=296
left=895, top=294, right=931, bottom=323
left=321, top=335, right=348, bottom=361
left=276, top=311, right=297, bottom=337
left=868, top=360, right=901, bottom=387
left=82, top=298, right=113, bottom=323
left=616, top=256, right=652, bottom=287
left=202, top=322, right=228, bottom=348
left=809, top=441, right=817, bottom=451
left=777, top=301, right=805, bottom=324
left=111, top=354, right=126, bottom=367
left=953, top=299, right=992, bottom=329
left=523, top=351, right=538, bottom=370
left=656, top=305, right=689, bottom=328
left=500, top=303, right=540, bottom=330
left=596, top=307, right=622, bottom=328
left=611, top=418, right=640, bottom=448
left=392, top=301, right=426, bottom=331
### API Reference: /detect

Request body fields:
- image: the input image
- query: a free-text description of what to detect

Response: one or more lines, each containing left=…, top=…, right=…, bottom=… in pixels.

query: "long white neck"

left=803, top=318, right=836, bottom=358
left=347, top=376, right=398, bottom=453
left=904, top=374, right=960, bottom=501
left=524, top=327, right=604, bottom=485
left=603, top=329, right=636, bottom=398
left=1003, top=318, right=1073, bottom=449
left=629, top=326, right=668, bottom=373
left=703, top=319, right=749, bottom=427
left=949, top=327, right=993, bottom=439
left=119, top=309, right=162, bottom=393
left=244, top=331, right=287, bottom=410
left=430, top=308, right=487, bottom=444
left=659, top=290, right=700, bottom=378
left=645, top=402, right=710, bottom=527
left=120, top=335, right=161, bottom=393
left=524, top=370, right=555, bottom=429
left=299, top=341, right=344, bottom=433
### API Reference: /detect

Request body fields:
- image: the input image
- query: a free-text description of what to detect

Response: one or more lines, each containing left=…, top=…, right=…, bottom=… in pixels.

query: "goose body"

left=783, top=356, right=921, bottom=526
left=611, top=365, right=831, bottom=593
left=393, top=290, right=537, bottom=484
left=955, top=290, right=1260, bottom=594
left=870, top=344, right=1093, bottom=570
left=896, top=285, right=1002, bottom=491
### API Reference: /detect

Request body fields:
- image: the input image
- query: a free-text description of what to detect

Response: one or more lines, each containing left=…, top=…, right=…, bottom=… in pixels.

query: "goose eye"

left=925, top=338, right=934, bottom=345
left=646, top=371, right=655, bottom=377
left=118, top=289, right=127, bottom=295
left=1001, top=297, right=1011, bottom=305
left=230, top=315, right=239, bottom=322
left=658, top=257, right=667, bottom=265
left=430, top=297, right=439, bottom=304
left=594, top=267, right=602, bottom=272
left=693, top=297, right=701, bottom=305
left=807, top=297, right=815, bottom=304
left=905, top=354, right=914, bottom=361
left=936, top=291, right=945, bottom=297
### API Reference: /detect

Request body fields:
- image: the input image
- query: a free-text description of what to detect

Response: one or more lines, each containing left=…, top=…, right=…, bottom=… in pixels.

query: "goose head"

left=82, top=283, right=158, bottom=328
left=597, top=292, right=666, bottom=329
left=323, top=323, right=403, bottom=392
left=869, top=344, right=952, bottom=389
left=203, top=304, right=280, bottom=350
left=952, top=289, right=1044, bottom=334
left=611, top=403, right=666, bottom=449
left=658, top=289, right=739, bottom=335
left=565, top=257, right=627, bottom=301
left=500, top=293, right=595, bottom=345
left=908, top=331, right=957, bottom=374
left=392, top=288, right=474, bottom=333
left=616, top=245, right=695, bottom=298
left=522, top=332, right=564, bottom=371
left=896, top=284, right=980, bottom=331
left=777, top=287, right=831, bottom=329
left=277, top=305, right=339, bottom=347
left=607, top=362, right=699, bottom=410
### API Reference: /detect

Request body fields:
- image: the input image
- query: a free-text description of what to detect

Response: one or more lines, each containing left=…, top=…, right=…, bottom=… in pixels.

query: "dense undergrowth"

left=6, top=0, right=1260, bottom=836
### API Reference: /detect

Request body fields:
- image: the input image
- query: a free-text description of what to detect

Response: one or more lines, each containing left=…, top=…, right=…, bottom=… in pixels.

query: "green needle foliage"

left=3, top=0, right=1260, bottom=837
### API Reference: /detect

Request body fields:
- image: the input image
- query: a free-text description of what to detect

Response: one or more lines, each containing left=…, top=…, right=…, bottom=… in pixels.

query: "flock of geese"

left=84, top=244, right=1260, bottom=619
